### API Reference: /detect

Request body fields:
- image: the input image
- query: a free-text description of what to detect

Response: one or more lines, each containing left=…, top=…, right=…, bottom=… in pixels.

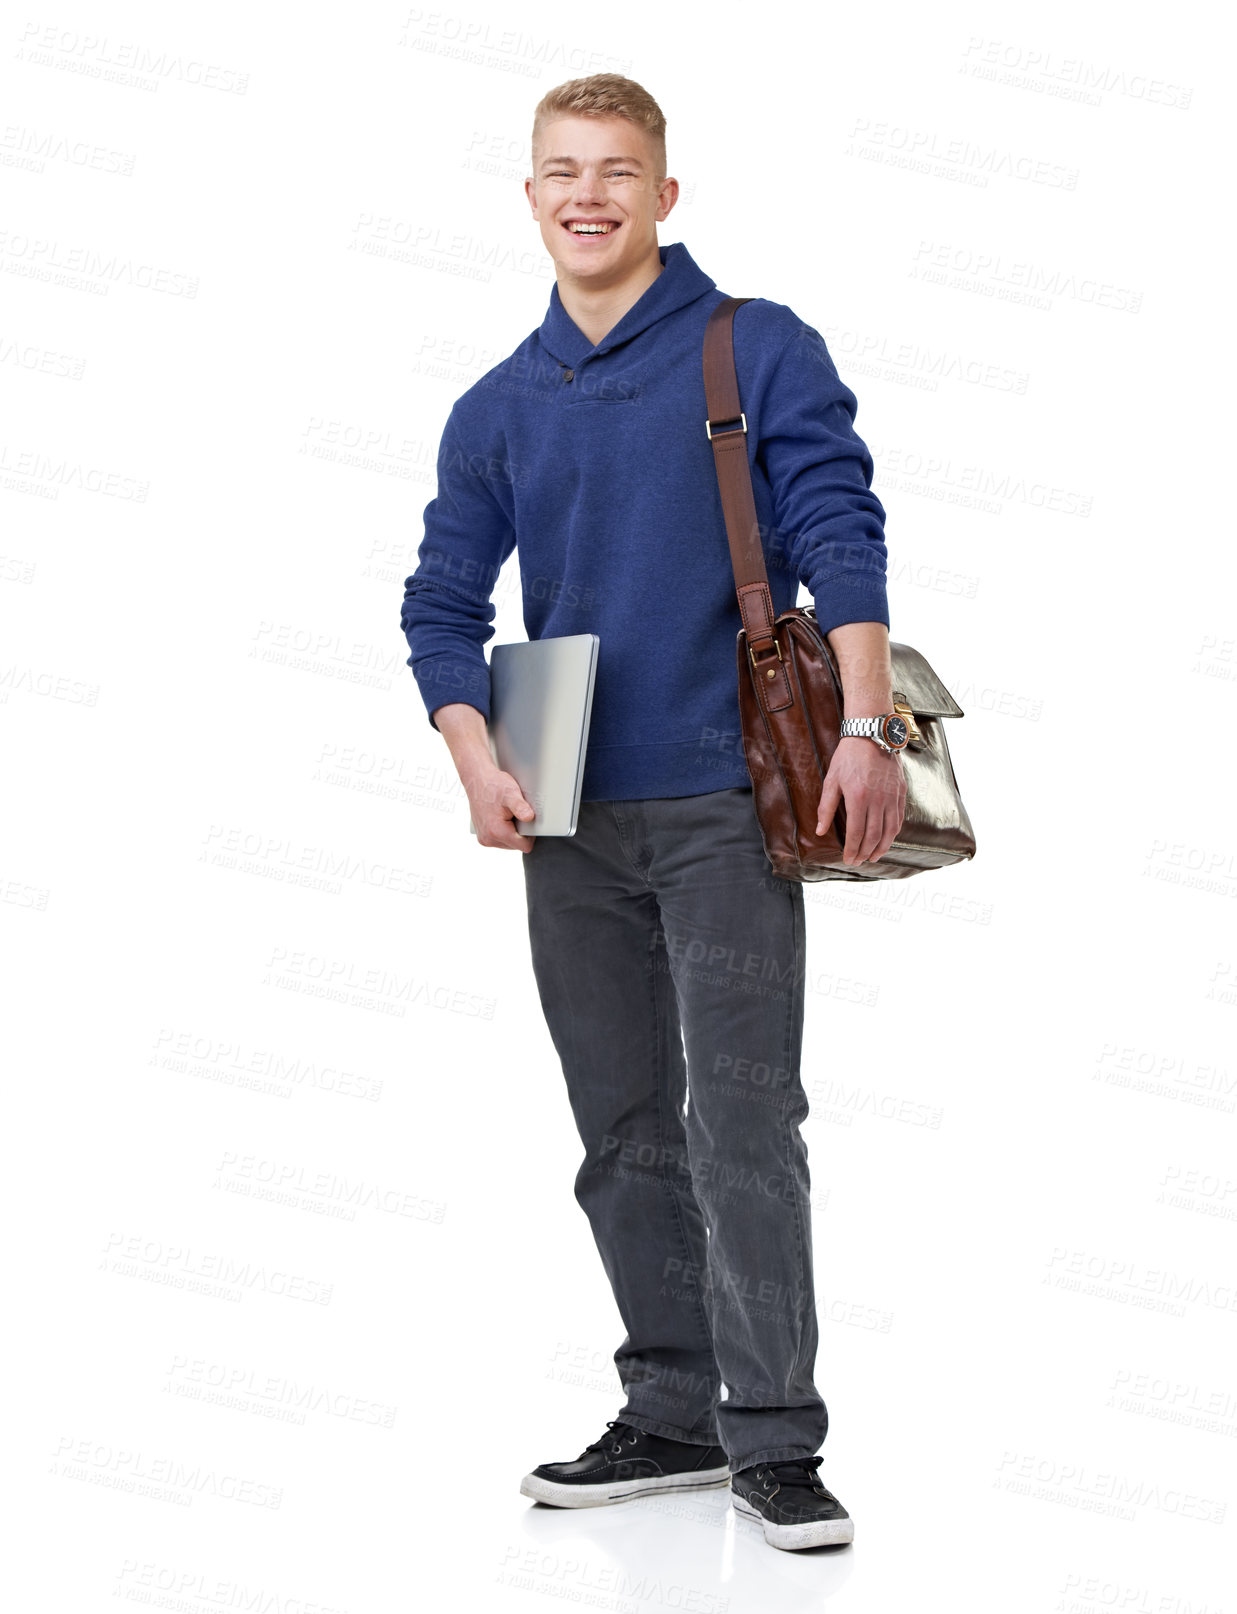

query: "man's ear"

left=524, top=177, right=539, bottom=219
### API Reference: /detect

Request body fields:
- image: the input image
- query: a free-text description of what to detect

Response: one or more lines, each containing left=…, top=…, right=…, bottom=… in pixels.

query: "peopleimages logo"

left=911, top=240, right=1143, bottom=313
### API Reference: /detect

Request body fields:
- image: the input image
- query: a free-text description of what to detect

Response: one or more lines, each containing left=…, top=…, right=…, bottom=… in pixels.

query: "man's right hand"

left=432, top=702, right=538, bottom=853
left=469, top=764, right=537, bottom=852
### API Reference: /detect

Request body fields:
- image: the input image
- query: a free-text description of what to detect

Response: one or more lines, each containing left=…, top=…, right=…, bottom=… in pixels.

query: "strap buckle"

left=748, top=636, right=783, bottom=672
left=892, top=699, right=925, bottom=747
left=705, top=412, right=747, bottom=441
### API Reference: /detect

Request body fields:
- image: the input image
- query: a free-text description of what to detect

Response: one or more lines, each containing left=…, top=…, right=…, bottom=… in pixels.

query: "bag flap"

left=889, top=642, right=964, bottom=717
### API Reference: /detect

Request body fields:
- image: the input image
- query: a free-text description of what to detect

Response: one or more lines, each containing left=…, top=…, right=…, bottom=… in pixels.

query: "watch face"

left=885, top=715, right=909, bottom=748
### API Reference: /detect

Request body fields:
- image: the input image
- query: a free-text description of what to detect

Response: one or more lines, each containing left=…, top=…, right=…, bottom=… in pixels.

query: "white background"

left=4, top=2, right=1234, bottom=1609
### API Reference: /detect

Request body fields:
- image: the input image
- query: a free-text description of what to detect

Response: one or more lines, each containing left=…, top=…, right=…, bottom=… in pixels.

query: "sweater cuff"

left=812, top=578, right=891, bottom=639
left=411, top=654, right=492, bottom=731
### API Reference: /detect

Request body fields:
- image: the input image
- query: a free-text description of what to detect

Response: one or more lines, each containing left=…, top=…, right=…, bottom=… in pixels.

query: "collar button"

left=562, top=368, right=574, bottom=382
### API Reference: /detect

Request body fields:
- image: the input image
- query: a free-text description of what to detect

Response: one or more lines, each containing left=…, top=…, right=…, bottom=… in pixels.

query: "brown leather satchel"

left=703, top=296, right=977, bottom=883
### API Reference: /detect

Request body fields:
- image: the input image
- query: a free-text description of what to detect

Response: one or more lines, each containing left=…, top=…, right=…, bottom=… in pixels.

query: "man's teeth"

left=567, top=223, right=615, bottom=234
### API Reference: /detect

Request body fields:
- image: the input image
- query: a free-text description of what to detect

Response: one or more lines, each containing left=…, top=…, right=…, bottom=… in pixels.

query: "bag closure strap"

left=703, top=296, right=794, bottom=712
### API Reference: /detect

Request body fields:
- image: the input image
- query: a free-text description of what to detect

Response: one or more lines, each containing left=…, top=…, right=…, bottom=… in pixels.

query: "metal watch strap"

left=840, top=715, right=900, bottom=752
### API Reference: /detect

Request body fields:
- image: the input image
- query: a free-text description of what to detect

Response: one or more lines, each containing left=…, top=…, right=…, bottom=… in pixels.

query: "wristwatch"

left=840, top=711, right=910, bottom=755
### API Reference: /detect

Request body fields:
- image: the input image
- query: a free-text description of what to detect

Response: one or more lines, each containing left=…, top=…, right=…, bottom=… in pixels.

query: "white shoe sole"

left=732, top=1492, right=855, bottom=1550
left=520, top=1466, right=732, bottom=1508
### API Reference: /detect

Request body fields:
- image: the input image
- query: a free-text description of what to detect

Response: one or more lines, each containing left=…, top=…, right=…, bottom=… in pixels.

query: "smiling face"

left=525, top=115, right=677, bottom=291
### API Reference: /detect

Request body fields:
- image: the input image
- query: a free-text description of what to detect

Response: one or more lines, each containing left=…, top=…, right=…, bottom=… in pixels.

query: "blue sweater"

left=400, top=241, right=890, bottom=801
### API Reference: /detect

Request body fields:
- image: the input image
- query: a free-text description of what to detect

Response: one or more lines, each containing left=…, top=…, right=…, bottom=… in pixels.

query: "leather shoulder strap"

left=703, top=297, right=777, bottom=653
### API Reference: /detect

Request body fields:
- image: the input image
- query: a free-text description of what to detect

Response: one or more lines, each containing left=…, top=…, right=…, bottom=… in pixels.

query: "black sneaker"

left=731, top=1456, right=854, bottom=1550
left=520, top=1419, right=730, bottom=1508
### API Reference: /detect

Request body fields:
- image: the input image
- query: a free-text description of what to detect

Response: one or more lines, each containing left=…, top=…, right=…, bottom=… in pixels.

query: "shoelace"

left=758, top=1455, right=831, bottom=1496
left=583, top=1419, right=642, bottom=1457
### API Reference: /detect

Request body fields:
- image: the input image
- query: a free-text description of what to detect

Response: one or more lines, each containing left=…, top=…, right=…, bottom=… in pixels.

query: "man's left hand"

left=816, top=737, right=907, bottom=865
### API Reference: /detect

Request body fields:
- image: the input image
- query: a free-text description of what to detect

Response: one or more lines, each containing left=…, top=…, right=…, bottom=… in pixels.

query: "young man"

left=400, top=74, right=905, bottom=1553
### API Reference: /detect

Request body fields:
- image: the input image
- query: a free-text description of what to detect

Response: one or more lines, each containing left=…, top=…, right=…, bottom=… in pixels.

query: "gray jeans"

left=521, top=784, right=828, bottom=1474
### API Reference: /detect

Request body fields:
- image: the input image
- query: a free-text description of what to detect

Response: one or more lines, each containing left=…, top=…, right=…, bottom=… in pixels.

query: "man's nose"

left=572, top=168, right=605, bottom=205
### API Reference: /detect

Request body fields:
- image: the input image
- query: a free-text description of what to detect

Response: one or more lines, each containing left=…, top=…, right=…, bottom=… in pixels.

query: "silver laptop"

left=468, top=633, right=599, bottom=838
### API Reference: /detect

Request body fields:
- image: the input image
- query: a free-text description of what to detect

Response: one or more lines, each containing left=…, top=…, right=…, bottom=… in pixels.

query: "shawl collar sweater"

left=400, top=241, right=890, bottom=801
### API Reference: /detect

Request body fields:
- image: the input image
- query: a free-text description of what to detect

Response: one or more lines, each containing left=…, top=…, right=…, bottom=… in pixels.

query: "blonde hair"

left=531, top=74, right=667, bottom=182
